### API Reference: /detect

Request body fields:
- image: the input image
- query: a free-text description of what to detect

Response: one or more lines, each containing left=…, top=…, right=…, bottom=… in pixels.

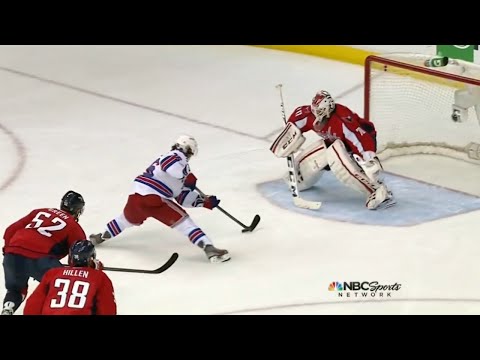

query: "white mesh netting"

left=366, top=53, right=480, bottom=165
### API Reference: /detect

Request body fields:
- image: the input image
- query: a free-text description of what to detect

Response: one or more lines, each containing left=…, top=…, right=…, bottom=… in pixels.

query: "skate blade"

left=209, top=254, right=231, bottom=263
left=375, top=197, right=397, bottom=210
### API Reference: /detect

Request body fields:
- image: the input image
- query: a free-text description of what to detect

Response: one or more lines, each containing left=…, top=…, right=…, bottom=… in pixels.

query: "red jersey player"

left=1, top=191, right=87, bottom=315
left=23, top=239, right=116, bottom=315
left=270, top=90, right=395, bottom=210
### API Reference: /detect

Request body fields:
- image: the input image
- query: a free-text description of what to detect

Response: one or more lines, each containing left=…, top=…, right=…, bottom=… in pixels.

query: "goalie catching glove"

left=270, top=122, right=306, bottom=158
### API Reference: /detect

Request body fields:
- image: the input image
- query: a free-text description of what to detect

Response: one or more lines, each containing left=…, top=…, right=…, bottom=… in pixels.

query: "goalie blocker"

left=270, top=122, right=306, bottom=158
left=271, top=124, right=395, bottom=210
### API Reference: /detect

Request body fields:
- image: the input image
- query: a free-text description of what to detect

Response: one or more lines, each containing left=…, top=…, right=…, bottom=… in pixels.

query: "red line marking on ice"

left=0, top=122, right=26, bottom=192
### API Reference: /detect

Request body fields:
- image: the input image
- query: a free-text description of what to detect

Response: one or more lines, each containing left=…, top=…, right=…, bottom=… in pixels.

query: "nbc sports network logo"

left=328, top=281, right=402, bottom=298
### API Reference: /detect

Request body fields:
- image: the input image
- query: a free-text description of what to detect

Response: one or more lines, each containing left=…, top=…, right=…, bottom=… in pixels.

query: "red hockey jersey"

left=23, top=266, right=117, bottom=315
left=3, top=208, right=87, bottom=259
left=288, top=103, right=377, bottom=159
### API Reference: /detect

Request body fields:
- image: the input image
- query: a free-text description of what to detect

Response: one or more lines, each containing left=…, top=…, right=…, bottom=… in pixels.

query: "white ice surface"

left=0, top=45, right=479, bottom=315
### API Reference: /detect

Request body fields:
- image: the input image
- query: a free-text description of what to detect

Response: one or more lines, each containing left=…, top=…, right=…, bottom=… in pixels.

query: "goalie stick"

left=63, top=252, right=179, bottom=275
left=275, top=84, right=322, bottom=210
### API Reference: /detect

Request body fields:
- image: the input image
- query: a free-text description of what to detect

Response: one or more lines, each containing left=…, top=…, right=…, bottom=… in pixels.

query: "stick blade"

left=151, top=252, right=179, bottom=273
left=293, top=197, right=322, bottom=210
left=241, top=214, right=261, bottom=233
left=103, top=252, right=179, bottom=274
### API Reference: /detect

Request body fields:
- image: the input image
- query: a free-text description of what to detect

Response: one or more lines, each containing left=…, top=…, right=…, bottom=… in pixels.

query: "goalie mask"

left=311, top=90, right=335, bottom=130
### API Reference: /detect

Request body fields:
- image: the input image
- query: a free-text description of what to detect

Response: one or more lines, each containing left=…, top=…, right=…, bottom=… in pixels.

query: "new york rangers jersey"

left=131, top=149, right=202, bottom=207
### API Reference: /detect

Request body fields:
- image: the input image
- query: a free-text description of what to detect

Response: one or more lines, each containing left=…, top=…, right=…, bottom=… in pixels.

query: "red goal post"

left=364, top=53, right=480, bottom=164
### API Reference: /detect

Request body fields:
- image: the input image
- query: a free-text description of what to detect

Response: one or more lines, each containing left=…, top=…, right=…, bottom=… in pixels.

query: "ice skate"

left=204, top=245, right=231, bottom=263
left=372, top=191, right=396, bottom=210
left=366, top=184, right=396, bottom=210
left=1, top=302, right=15, bottom=315
left=89, top=231, right=112, bottom=246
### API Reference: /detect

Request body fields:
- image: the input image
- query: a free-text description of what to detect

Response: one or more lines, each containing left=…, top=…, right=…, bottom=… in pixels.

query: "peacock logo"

left=328, top=282, right=343, bottom=291
left=328, top=281, right=402, bottom=298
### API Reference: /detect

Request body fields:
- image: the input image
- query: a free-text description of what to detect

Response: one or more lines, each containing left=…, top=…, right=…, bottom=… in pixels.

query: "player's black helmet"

left=60, top=190, right=85, bottom=220
left=69, top=240, right=96, bottom=267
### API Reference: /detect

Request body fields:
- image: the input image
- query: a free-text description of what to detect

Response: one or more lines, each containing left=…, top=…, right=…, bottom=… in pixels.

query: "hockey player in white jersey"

left=89, top=135, right=230, bottom=263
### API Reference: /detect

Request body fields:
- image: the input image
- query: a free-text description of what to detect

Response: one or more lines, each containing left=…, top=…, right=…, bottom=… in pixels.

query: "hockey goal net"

left=364, top=53, right=480, bottom=164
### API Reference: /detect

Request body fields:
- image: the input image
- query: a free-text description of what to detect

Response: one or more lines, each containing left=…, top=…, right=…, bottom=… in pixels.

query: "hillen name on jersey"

left=62, top=269, right=89, bottom=278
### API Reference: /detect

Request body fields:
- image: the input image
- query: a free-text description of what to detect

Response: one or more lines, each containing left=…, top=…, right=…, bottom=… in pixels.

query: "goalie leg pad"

left=283, top=139, right=328, bottom=191
left=270, top=122, right=306, bottom=158
left=353, top=154, right=384, bottom=183
left=326, top=139, right=378, bottom=196
left=362, top=158, right=383, bottom=183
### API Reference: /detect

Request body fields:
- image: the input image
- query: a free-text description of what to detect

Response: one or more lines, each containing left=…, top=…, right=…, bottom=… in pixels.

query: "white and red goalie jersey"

left=287, top=103, right=377, bottom=160
left=270, top=91, right=395, bottom=210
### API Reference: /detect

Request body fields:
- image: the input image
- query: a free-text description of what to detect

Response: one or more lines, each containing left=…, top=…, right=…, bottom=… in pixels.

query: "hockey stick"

left=63, top=252, right=179, bottom=275
left=275, top=84, right=322, bottom=210
left=103, top=253, right=179, bottom=274
left=195, top=187, right=261, bottom=233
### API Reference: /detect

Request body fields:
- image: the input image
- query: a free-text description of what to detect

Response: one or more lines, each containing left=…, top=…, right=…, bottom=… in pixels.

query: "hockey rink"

left=1, top=45, right=480, bottom=315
